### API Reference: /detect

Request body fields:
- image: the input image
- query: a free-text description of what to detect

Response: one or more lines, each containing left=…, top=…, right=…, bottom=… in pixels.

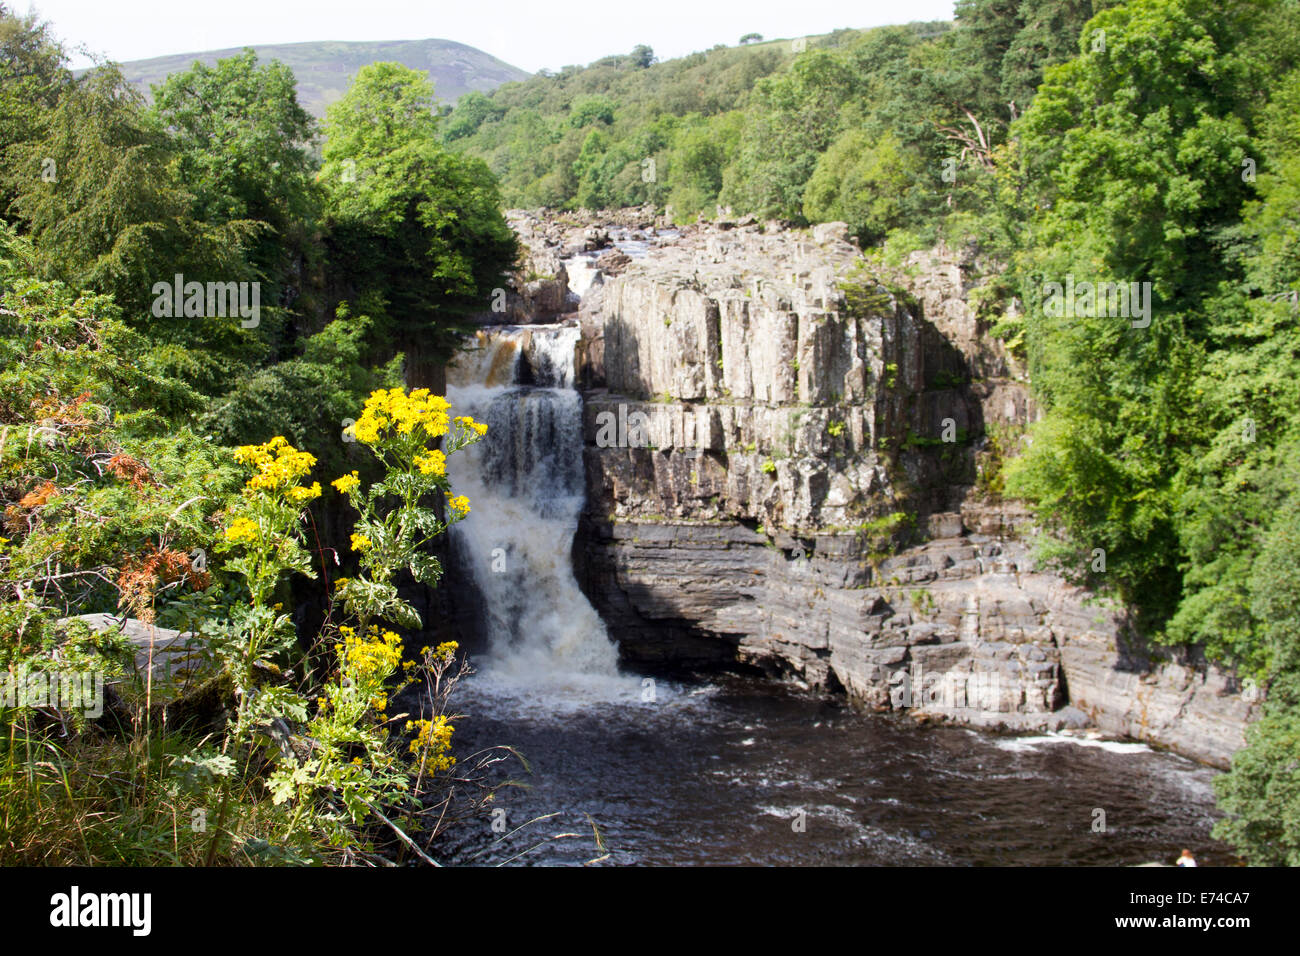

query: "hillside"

left=114, top=37, right=530, bottom=114
left=442, top=25, right=950, bottom=216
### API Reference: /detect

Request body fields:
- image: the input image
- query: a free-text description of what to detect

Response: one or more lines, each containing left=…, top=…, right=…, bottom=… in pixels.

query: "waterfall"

left=447, top=326, right=580, bottom=389
left=446, top=324, right=630, bottom=703
left=564, top=254, right=601, bottom=302
left=446, top=329, right=522, bottom=387
left=524, top=325, right=580, bottom=389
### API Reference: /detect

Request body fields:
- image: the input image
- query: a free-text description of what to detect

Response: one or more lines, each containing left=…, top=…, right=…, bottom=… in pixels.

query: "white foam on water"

left=523, top=325, right=580, bottom=388
left=753, top=804, right=952, bottom=862
left=563, top=254, right=601, bottom=301
left=457, top=669, right=713, bottom=724
left=446, top=328, right=524, bottom=388
left=995, top=731, right=1152, bottom=755
left=446, top=324, right=584, bottom=390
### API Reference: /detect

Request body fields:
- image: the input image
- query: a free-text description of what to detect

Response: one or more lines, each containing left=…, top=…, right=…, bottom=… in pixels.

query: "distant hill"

left=112, top=38, right=531, bottom=115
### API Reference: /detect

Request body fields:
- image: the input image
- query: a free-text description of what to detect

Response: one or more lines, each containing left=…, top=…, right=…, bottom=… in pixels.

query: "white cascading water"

left=564, top=255, right=601, bottom=302
left=446, top=324, right=635, bottom=707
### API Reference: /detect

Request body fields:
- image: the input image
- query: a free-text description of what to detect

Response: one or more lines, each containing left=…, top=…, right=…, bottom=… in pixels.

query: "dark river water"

left=434, top=670, right=1229, bottom=867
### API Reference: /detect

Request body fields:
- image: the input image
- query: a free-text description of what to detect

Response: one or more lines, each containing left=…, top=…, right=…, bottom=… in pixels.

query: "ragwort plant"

left=196, top=386, right=489, bottom=862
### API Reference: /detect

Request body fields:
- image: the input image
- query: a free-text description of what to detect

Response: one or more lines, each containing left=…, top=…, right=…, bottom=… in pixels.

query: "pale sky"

left=27, top=0, right=957, bottom=74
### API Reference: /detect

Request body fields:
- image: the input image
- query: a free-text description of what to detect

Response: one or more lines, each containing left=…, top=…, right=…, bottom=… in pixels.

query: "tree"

left=1213, top=495, right=1300, bottom=865
left=720, top=50, right=858, bottom=220
left=997, top=0, right=1110, bottom=113
left=0, top=4, right=71, bottom=213
left=1005, top=0, right=1270, bottom=625
left=324, top=61, right=440, bottom=156
left=1166, top=245, right=1300, bottom=669
left=569, top=95, right=616, bottom=128
left=320, top=63, right=517, bottom=382
left=802, top=129, right=922, bottom=245
left=664, top=112, right=742, bottom=218
left=9, top=70, right=257, bottom=286
left=1213, top=705, right=1300, bottom=865
left=443, top=89, right=505, bottom=141
left=630, top=44, right=657, bottom=69
left=0, top=224, right=223, bottom=622
left=5, top=64, right=271, bottom=398
left=150, top=50, right=322, bottom=316
left=201, top=309, right=403, bottom=481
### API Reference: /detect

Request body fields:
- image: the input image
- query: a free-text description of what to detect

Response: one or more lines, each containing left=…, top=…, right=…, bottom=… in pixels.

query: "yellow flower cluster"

left=406, top=716, right=455, bottom=771
left=448, top=495, right=470, bottom=515
left=224, top=516, right=260, bottom=543
left=340, top=624, right=403, bottom=679
left=331, top=472, right=360, bottom=495
left=350, top=388, right=452, bottom=444
left=350, top=533, right=372, bottom=553
left=234, top=436, right=316, bottom=492
left=454, top=416, right=488, bottom=437
left=431, top=641, right=458, bottom=664
left=286, top=481, right=322, bottom=503
left=413, top=449, right=446, bottom=476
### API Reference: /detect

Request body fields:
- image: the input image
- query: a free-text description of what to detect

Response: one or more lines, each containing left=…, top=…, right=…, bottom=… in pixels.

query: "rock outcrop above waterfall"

left=477, top=208, right=671, bottom=325
left=490, top=213, right=573, bottom=323
left=557, top=218, right=1256, bottom=767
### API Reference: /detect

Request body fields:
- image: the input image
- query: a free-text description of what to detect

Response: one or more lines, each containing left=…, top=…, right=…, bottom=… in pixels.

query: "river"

left=439, top=669, right=1226, bottom=866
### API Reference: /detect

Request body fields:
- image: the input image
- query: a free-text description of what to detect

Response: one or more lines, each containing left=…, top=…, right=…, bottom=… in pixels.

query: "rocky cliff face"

left=522, top=213, right=1259, bottom=768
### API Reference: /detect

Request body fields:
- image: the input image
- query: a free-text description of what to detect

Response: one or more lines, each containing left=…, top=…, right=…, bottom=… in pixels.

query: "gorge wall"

left=485, top=210, right=1259, bottom=768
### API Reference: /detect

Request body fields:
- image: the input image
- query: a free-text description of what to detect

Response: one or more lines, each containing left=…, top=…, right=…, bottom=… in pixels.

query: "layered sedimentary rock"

left=563, top=217, right=1256, bottom=767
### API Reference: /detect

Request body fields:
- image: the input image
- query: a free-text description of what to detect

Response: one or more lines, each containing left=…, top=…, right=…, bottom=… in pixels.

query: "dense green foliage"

left=320, top=64, right=518, bottom=365
left=446, top=6, right=1113, bottom=233
left=996, top=0, right=1300, bottom=863
left=1005, top=0, right=1271, bottom=627
left=0, top=3, right=518, bottom=863
left=2, top=21, right=516, bottom=418
left=444, top=37, right=795, bottom=214
left=0, top=8, right=70, bottom=214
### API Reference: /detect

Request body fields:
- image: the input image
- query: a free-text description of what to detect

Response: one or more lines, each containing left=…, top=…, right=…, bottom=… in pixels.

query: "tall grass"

left=0, top=712, right=292, bottom=866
